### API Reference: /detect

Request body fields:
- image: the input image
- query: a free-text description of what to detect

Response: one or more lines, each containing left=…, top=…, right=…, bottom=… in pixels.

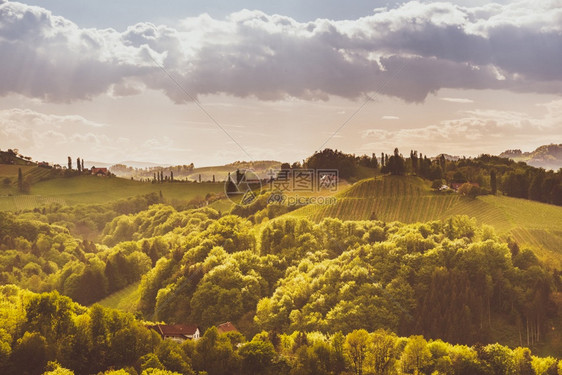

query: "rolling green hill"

left=0, top=166, right=224, bottom=211
left=290, top=175, right=562, bottom=265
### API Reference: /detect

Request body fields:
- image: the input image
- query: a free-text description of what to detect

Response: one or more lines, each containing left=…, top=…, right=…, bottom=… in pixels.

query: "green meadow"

left=0, top=166, right=224, bottom=211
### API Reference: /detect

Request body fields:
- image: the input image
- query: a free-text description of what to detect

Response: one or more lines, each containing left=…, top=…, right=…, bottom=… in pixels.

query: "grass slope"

left=290, top=175, right=562, bottom=265
left=0, top=167, right=224, bottom=211
left=96, top=282, right=140, bottom=313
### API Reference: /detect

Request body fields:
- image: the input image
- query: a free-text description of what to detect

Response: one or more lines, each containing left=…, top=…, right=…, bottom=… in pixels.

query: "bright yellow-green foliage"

left=0, top=169, right=223, bottom=211
left=5, top=285, right=557, bottom=375
left=290, top=176, right=562, bottom=265
left=97, top=282, right=141, bottom=312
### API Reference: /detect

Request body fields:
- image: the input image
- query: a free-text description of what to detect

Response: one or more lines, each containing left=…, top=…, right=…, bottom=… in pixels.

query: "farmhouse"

left=217, top=321, right=238, bottom=334
left=91, top=167, right=109, bottom=176
left=148, top=324, right=200, bottom=342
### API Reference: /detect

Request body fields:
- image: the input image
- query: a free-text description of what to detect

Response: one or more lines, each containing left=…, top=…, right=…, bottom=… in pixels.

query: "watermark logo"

left=266, top=168, right=339, bottom=207
left=224, top=169, right=262, bottom=205
left=267, top=193, right=337, bottom=206
left=267, top=169, right=339, bottom=193
left=225, top=168, right=339, bottom=206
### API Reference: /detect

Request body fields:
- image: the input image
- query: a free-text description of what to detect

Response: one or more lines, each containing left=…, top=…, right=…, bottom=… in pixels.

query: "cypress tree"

left=17, top=168, right=23, bottom=192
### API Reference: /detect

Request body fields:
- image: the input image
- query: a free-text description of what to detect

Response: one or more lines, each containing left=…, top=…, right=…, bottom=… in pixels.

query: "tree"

left=458, top=183, right=479, bottom=198
left=156, top=340, right=194, bottom=374
left=372, top=153, right=379, bottom=169
left=68, top=156, right=72, bottom=170
left=11, top=331, right=48, bottom=375
left=345, top=329, right=370, bottom=375
left=369, top=329, right=397, bottom=375
left=22, top=176, right=32, bottom=194
left=400, top=336, right=432, bottom=375
left=381, top=148, right=406, bottom=175
left=81, top=159, right=85, bottom=171
left=239, top=338, right=277, bottom=375
left=330, top=332, right=346, bottom=375
left=77, top=157, right=81, bottom=172
left=528, top=172, right=544, bottom=201
left=431, top=179, right=443, bottom=190
left=439, top=154, right=446, bottom=172
left=17, top=168, right=23, bottom=192
left=43, top=362, right=75, bottom=375
left=410, top=150, right=419, bottom=174
left=140, top=353, right=164, bottom=372
left=193, top=327, right=239, bottom=375
left=490, top=169, right=497, bottom=195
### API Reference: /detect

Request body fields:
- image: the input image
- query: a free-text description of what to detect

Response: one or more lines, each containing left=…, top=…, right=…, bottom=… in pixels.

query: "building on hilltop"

left=91, top=167, right=109, bottom=176
left=147, top=324, right=200, bottom=342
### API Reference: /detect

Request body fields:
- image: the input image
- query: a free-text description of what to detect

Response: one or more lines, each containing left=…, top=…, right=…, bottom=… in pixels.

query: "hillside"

left=0, top=149, right=36, bottom=166
left=0, top=166, right=224, bottom=211
left=290, top=175, right=562, bottom=266
left=110, top=160, right=281, bottom=181
left=500, top=144, right=562, bottom=170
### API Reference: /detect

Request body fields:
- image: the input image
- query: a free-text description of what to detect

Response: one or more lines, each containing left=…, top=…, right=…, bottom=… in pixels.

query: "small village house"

left=91, top=167, right=110, bottom=176
left=148, top=324, right=200, bottom=342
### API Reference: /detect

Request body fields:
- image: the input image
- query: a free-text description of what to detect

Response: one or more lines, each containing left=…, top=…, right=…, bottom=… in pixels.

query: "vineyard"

left=291, top=176, right=457, bottom=222
left=0, top=164, right=54, bottom=185
left=290, top=175, right=562, bottom=264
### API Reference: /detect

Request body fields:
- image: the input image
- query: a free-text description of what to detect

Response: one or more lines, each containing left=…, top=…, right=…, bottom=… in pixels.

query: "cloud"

left=440, top=97, right=474, bottom=103
left=381, top=115, right=400, bottom=120
left=0, top=1, right=561, bottom=103
left=0, top=108, right=116, bottom=161
left=361, top=99, right=562, bottom=155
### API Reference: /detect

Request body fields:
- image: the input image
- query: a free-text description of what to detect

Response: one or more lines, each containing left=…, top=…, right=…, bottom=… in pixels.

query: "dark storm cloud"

left=0, top=0, right=561, bottom=103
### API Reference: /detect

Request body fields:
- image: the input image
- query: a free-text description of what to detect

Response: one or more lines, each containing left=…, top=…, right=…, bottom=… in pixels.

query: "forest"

left=0, top=189, right=561, bottom=373
left=300, top=149, right=562, bottom=205
left=0, top=285, right=561, bottom=375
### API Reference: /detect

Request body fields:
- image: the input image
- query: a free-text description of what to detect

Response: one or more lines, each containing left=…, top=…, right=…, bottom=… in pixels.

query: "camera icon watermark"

left=224, top=169, right=262, bottom=206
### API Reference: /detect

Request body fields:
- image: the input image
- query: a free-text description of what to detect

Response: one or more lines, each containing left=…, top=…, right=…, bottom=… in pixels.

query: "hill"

left=290, top=175, right=562, bottom=266
left=500, top=144, right=562, bottom=170
left=0, top=149, right=35, bottom=166
left=109, top=160, right=281, bottom=181
left=0, top=167, right=224, bottom=211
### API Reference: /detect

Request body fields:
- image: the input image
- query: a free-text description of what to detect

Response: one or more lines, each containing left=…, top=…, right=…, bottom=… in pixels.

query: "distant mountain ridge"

left=85, top=160, right=170, bottom=169
left=499, top=144, right=562, bottom=170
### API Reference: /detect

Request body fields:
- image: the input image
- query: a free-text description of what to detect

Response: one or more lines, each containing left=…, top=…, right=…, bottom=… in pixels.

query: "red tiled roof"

left=217, top=322, right=237, bottom=334
left=149, top=324, right=198, bottom=337
left=91, top=167, right=109, bottom=174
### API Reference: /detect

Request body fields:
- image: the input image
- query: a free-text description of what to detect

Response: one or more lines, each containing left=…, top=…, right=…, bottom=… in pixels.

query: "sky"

left=0, top=0, right=561, bottom=167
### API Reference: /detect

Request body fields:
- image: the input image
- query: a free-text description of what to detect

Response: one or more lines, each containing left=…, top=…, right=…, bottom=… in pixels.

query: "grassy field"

left=290, top=175, right=562, bottom=265
left=97, top=282, right=140, bottom=313
left=0, top=166, right=224, bottom=211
